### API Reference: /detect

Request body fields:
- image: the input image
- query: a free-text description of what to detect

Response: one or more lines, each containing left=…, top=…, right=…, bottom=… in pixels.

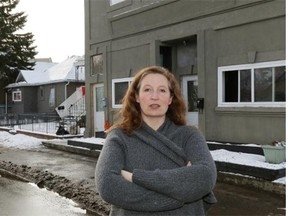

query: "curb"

left=215, top=161, right=285, bottom=181
left=42, top=141, right=101, bottom=157
left=217, top=172, right=285, bottom=196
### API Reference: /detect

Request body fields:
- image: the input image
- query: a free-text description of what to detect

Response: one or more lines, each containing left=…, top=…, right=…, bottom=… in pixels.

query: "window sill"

left=215, top=106, right=285, bottom=117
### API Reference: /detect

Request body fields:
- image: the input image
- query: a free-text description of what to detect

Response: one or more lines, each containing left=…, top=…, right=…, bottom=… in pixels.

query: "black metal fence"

left=0, top=113, right=84, bottom=135
left=0, top=113, right=61, bottom=134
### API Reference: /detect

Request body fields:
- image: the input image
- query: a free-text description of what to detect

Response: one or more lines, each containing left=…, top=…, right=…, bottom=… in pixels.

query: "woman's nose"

left=150, top=90, right=160, bottom=99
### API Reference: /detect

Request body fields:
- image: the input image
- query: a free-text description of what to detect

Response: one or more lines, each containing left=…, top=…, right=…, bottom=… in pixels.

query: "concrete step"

left=207, top=142, right=264, bottom=155
left=216, top=161, right=285, bottom=181
left=67, top=139, right=103, bottom=150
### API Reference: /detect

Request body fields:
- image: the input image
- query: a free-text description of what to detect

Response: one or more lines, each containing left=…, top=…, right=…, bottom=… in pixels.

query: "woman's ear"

left=168, top=96, right=173, bottom=105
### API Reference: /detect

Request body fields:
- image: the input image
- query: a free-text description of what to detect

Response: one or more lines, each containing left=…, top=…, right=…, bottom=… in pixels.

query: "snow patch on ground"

left=0, top=131, right=44, bottom=149
left=211, top=149, right=286, bottom=170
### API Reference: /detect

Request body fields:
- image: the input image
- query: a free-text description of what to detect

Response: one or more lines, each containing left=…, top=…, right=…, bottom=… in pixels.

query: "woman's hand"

left=121, top=170, right=133, bottom=182
left=187, top=161, right=192, bottom=167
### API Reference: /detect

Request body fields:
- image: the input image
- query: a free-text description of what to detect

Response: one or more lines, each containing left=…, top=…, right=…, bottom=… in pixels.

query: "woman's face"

left=136, top=73, right=173, bottom=124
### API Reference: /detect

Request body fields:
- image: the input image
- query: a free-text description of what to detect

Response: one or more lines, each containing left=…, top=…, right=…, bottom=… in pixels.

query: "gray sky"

left=17, top=0, right=84, bottom=62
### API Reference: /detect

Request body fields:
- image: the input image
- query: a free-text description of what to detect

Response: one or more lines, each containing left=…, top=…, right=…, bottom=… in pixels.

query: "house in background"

left=0, top=58, right=54, bottom=114
left=5, top=55, right=85, bottom=114
left=84, top=0, right=285, bottom=144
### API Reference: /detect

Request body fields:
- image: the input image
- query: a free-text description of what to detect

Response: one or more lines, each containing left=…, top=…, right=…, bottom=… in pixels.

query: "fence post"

left=32, top=115, right=34, bottom=132
left=46, top=114, right=48, bottom=134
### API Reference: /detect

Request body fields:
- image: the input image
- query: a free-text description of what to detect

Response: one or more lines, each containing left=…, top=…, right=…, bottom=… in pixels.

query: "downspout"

left=65, top=81, right=70, bottom=100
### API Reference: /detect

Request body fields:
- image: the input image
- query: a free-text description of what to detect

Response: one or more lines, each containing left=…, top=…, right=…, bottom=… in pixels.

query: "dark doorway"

left=160, top=46, right=172, bottom=71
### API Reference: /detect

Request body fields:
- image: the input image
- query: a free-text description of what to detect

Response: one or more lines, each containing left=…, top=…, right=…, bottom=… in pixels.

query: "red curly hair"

left=110, top=66, right=187, bottom=135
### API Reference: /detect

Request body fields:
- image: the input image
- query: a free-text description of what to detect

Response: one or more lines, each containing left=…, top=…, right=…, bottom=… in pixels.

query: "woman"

left=95, top=66, right=217, bottom=215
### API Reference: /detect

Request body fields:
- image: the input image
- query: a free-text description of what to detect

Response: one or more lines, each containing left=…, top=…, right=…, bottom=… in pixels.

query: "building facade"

left=84, top=0, right=285, bottom=144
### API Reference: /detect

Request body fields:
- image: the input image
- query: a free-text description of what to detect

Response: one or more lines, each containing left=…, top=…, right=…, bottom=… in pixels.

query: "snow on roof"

left=16, top=61, right=57, bottom=83
left=7, top=56, right=84, bottom=88
left=46, top=55, right=84, bottom=80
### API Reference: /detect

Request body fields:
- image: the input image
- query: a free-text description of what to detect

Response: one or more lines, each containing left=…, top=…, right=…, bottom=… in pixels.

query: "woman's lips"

left=149, top=104, right=160, bottom=109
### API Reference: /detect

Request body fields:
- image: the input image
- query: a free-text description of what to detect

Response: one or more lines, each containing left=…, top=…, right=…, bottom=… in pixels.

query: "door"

left=182, top=75, right=199, bottom=127
left=93, top=84, right=105, bottom=132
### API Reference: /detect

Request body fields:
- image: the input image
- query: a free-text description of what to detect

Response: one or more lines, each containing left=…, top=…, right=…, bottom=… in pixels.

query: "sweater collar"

left=136, top=118, right=187, bottom=166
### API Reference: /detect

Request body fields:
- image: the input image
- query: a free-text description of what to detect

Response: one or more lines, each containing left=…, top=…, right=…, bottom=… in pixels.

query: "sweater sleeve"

left=95, top=130, right=184, bottom=212
left=132, top=127, right=217, bottom=203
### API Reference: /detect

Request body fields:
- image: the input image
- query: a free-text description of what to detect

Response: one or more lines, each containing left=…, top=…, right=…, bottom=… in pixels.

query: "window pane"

left=274, top=66, right=286, bottom=101
left=13, top=91, right=22, bottom=101
left=254, top=68, right=272, bottom=102
left=240, top=69, right=251, bottom=102
left=15, top=93, right=21, bottom=101
left=91, top=54, right=103, bottom=76
left=115, top=82, right=129, bottom=105
left=187, top=80, right=198, bottom=112
left=224, top=71, right=238, bottom=102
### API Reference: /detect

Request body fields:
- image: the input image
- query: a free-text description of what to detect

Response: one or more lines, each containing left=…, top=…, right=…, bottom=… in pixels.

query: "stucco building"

left=84, top=0, right=285, bottom=144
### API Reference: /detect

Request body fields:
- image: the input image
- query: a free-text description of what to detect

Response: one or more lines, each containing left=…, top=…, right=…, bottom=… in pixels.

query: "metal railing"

left=68, top=96, right=86, bottom=118
left=0, top=113, right=84, bottom=135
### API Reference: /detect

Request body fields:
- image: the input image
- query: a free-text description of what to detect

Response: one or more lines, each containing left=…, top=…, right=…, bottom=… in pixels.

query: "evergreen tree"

left=0, top=0, right=37, bottom=88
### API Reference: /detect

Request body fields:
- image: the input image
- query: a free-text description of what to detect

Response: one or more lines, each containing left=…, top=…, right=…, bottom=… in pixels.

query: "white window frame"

left=112, top=77, right=134, bottom=108
left=110, top=0, right=125, bottom=6
left=218, top=60, right=286, bottom=107
left=12, top=90, right=22, bottom=102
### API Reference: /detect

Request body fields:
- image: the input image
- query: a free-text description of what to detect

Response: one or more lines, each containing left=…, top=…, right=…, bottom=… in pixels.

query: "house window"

left=91, top=54, right=103, bottom=76
left=110, top=0, right=125, bottom=6
left=12, top=90, right=22, bottom=102
left=49, top=87, right=55, bottom=107
left=76, top=65, right=85, bottom=80
left=112, top=77, right=134, bottom=108
left=218, top=60, right=285, bottom=107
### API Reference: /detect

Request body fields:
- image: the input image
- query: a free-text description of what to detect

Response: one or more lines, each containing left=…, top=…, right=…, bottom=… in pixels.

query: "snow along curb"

left=217, top=172, right=285, bottom=196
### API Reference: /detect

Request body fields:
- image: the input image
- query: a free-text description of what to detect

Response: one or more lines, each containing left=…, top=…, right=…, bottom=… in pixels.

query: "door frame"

left=93, top=83, right=105, bottom=133
left=181, top=75, right=199, bottom=127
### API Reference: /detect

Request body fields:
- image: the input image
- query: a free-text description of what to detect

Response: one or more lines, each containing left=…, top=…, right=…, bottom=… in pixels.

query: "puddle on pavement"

left=0, top=175, right=86, bottom=216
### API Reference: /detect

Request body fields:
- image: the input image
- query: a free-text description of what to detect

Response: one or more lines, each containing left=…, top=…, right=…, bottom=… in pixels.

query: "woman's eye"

left=144, top=88, right=151, bottom=92
left=160, top=89, right=166, bottom=93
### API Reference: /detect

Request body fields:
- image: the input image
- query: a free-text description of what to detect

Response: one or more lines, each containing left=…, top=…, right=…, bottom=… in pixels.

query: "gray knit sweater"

left=95, top=118, right=217, bottom=215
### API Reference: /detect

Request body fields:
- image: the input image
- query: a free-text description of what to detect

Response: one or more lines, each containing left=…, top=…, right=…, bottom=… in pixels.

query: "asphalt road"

left=210, top=182, right=285, bottom=215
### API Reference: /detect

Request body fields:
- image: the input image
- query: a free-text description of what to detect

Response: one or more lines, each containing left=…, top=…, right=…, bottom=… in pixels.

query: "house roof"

left=16, top=61, right=57, bottom=83
left=6, top=56, right=85, bottom=88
